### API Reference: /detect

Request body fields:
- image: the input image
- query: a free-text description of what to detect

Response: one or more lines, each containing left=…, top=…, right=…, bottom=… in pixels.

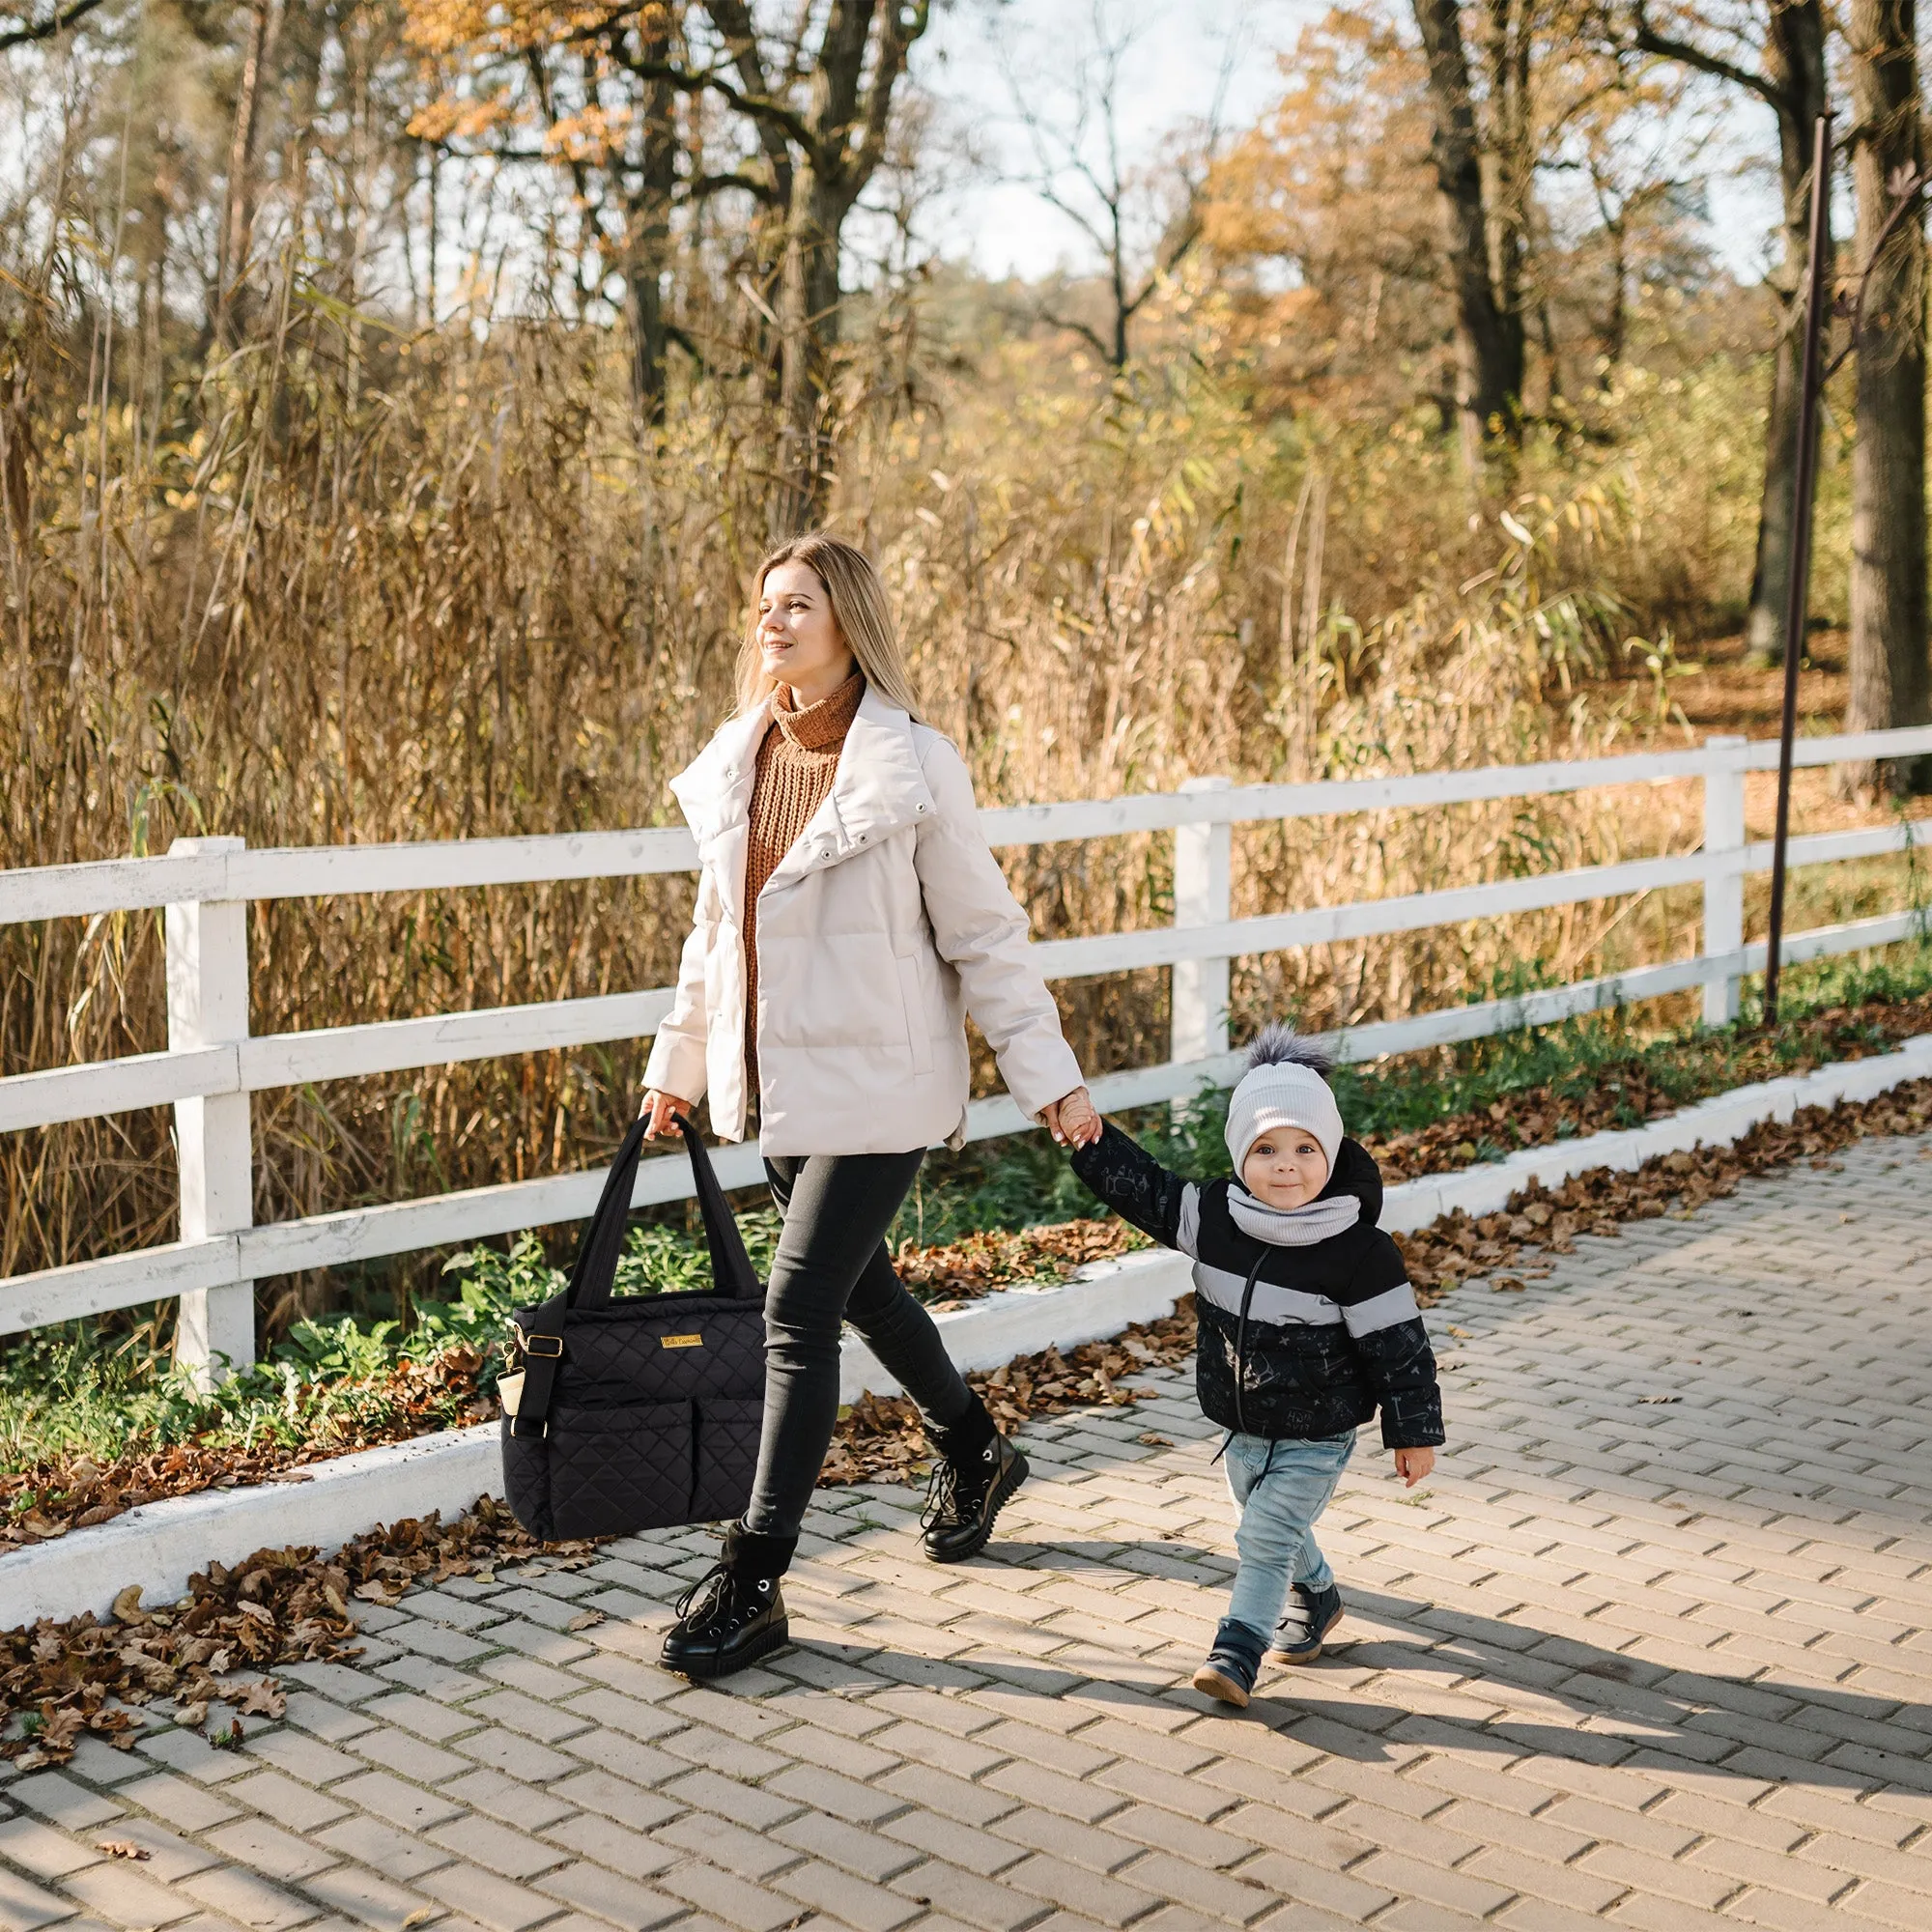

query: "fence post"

left=166, top=836, right=255, bottom=1385
left=1172, top=778, right=1234, bottom=1092
left=1701, top=735, right=1748, bottom=1027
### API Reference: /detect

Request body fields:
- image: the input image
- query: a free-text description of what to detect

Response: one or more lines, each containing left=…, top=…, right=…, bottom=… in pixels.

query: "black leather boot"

left=659, top=1524, right=795, bottom=1681
left=922, top=1398, right=1028, bottom=1563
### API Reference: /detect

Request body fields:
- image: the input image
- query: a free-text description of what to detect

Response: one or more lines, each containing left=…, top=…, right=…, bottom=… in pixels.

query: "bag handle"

left=568, top=1114, right=761, bottom=1313
left=676, top=1113, right=761, bottom=1300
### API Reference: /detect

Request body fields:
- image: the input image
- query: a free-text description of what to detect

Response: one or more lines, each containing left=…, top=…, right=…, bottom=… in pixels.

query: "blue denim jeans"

left=1222, top=1430, right=1356, bottom=1641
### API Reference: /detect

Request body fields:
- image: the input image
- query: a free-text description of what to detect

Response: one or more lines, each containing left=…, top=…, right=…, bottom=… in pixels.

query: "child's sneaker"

left=1192, top=1619, right=1266, bottom=1707
left=1268, top=1582, right=1344, bottom=1663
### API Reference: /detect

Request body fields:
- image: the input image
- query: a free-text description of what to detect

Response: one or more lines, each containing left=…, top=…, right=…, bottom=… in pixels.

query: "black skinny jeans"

left=744, top=1150, right=976, bottom=1540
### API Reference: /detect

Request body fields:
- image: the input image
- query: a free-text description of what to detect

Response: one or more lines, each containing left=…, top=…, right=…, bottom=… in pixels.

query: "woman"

left=640, top=532, right=1102, bottom=1682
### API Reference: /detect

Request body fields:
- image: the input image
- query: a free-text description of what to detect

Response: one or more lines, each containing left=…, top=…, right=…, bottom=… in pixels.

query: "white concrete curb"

left=10, top=1030, right=1929, bottom=1625
left=1, top=1425, right=500, bottom=1629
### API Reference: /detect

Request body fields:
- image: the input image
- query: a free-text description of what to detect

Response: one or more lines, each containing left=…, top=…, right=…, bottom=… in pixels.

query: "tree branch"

left=1626, top=2, right=1790, bottom=120
left=1040, top=307, right=1114, bottom=364
left=699, top=0, right=802, bottom=191
left=0, top=0, right=108, bottom=50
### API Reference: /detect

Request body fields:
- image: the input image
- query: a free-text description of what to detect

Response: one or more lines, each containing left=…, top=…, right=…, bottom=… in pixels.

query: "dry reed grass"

left=0, top=256, right=1891, bottom=1337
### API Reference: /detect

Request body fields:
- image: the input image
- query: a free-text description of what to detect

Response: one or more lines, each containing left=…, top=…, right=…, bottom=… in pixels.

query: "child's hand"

left=1042, top=1087, right=1102, bottom=1149
left=1393, top=1446, right=1435, bottom=1487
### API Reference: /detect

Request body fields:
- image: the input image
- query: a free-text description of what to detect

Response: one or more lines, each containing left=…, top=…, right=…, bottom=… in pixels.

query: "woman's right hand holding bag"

left=639, top=1089, right=694, bottom=1139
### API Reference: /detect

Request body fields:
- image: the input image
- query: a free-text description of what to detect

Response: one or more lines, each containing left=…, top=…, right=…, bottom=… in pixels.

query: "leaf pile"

left=1365, top=992, right=1932, bottom=1183
left=894, top=1217, right=1143, bottom=1306
left=1, top=1494, right=589, bottom=1766
left=1398, top=1077, right=1932, bottom=1299
left=2, top=1345, right=499, bottom=1553
left=817, top=1305, right=1198, bottom=1485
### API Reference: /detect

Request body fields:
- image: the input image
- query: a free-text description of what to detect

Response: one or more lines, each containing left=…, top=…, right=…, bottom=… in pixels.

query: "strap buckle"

left=523, top=1334, right=563, bottom=1358
left=508, top=1415, right=549, bottom=1439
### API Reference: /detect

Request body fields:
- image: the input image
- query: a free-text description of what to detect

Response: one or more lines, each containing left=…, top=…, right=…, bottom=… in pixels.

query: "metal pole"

left=1764, top=111, right=1833, bottom=1032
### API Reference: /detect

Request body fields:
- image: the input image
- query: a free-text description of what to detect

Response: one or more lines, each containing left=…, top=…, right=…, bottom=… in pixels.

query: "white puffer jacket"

left=642, top=685, right=1085, bottom=1155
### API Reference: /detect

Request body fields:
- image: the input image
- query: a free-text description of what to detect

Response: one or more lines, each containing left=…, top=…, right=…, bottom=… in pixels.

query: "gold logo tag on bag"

left=660, top=1333, right=703, bottom=1350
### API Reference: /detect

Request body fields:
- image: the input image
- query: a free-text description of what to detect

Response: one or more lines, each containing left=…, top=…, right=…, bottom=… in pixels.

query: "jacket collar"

left=669, top=683, right=935, bottom=875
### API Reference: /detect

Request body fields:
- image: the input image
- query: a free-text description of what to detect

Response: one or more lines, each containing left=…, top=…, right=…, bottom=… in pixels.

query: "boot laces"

left=672, top=1563, right=770, bottom=1635
left=922, top=1440, right=996, bottom=1531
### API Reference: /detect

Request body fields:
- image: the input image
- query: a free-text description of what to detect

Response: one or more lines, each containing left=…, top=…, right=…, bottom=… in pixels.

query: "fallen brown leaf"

left=99, top=1842, right=152, bottom=1861
left=236, top=1680, right=286, bottom=1717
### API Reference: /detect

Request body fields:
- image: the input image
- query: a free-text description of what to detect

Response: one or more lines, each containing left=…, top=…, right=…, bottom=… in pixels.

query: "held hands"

left=639, top=1089, right=694, bottom=1140
left=1393, top=1446, right=1435, bottom=1488
left=1041, top=1086, right=1102, bottom=1150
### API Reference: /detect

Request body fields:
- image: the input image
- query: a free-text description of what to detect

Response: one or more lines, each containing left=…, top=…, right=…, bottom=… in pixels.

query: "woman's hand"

left=1393, top=1446, right=1435, bottom=1488
left=1040, top=1086, right=1102, bottom=1150
left=639, top=1090, right=694, bottom=1140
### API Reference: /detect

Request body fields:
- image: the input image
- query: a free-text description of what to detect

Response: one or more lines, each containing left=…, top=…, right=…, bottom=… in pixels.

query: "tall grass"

left=0, top=228, right=1878, bottom=1340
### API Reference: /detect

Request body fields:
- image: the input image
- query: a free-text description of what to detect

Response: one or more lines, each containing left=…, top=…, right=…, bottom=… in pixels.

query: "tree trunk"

left=1843, top=0, right=1929, bottom=793
left=623, top=50, right=677, bottom=427
left=773, top=169, right=845, bottom=534
left=1411, top=0, right=1523, bottom=462
left=1744, top=0, right=1830, bottom=667
left=214, top=0, right=283, bottom=344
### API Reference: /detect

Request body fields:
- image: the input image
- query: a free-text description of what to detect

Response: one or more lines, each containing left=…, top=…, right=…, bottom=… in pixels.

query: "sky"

left=912, top=0, right=1787, bottom=291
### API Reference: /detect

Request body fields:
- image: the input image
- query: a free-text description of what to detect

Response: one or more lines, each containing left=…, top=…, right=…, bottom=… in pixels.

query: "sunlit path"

left=5, top=1129, right=1929, bottom=1931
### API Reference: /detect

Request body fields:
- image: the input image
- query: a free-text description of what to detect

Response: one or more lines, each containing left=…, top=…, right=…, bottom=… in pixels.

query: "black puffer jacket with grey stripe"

left=1070, top=1122, right=1444, bottom=1448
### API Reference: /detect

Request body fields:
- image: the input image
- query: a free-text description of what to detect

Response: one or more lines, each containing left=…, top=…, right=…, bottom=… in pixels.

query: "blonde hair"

left=735, top=533, right=923, bottom=721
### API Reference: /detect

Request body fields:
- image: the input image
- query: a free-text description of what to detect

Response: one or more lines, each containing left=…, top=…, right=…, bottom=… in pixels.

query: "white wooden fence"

left=4, top=724, right=1930, bottom=1383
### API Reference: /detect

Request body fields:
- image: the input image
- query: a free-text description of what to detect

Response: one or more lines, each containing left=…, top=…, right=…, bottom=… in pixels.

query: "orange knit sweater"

left=742, top=670, right=865, bottom=1105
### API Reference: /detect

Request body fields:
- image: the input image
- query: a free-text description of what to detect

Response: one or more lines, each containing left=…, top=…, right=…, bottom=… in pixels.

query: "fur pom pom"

left=1243, top=1022, right=1334, bottom=1079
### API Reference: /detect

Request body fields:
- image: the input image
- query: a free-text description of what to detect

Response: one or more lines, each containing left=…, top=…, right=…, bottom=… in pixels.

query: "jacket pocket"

left=895, top=952, right=934, bottom=1074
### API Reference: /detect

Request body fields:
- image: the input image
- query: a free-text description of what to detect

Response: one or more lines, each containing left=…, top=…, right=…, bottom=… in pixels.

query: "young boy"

left=1065, top=1026, right=1444, bottom=1707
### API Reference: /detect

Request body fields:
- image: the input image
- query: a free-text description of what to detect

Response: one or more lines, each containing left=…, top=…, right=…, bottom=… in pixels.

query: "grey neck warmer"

left=1227, top=1185, right=1362, bottom=1247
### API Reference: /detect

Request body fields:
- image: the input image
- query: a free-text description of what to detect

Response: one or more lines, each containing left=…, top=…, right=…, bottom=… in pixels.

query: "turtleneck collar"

left=772, top=669, right=865, bottom=753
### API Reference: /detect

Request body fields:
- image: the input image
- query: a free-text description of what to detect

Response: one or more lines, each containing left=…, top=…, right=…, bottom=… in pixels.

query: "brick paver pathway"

left=5, top=1131, right=1931, bottom=1932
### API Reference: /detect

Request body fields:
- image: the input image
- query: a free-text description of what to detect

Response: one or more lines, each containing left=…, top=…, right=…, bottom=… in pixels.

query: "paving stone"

left=530, top=1862, right=685, bottom=1932
left=299, top=1865, right=440, bottom=1932
left=179, top=1867, right=323, bottom=1930
left=359, top=1697, right=477, bottom=1745
left=61, top=1861, right=202, bottom=1928
left=0, top=1869, right=79, bottom=1932
left=654, top=1861, right=800, bottom=1932
left=537, top=1814, right=678, bottom=1884
left=239, top=1736, right=364, bottom=1790
left=83, top=1818, right=219, bottom=1883
left=326, top=1773, right=464, bottom=1833
left=769, top=1808, right=924, bottom=1883
left=7, top=1777, right=123, bottom=1832
left=224, top=1772, right=354, bottom=1834
left=313, top=1816, right=458, bottom=1882
left=117, top=1774, right=242, bottom=1834
left=205, top=1817, right=343, bottom=1884
left=886, top=1859, right=1044, bottom=1932
left=0, top=1817, right=104, bottom=1880
left=422, top=1817, right=566, bottom=1882
left=768, top=1857, right=925, bottom=1932
left=436, top=1772, right=575, bottom=1833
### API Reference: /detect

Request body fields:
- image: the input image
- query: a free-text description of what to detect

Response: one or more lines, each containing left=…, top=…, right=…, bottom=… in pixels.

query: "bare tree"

left=996, top=2, right=1221, bottom=373
left=1624, top=0, right=1828, bottom=668
left=1411, top=0, right=1527, bottom=464
left=1842, top=0, right=1927, bottom=789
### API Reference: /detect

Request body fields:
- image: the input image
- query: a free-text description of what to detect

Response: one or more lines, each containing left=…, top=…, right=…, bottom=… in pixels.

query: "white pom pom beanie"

left=1225, top=1059, right=1345, bottom=1183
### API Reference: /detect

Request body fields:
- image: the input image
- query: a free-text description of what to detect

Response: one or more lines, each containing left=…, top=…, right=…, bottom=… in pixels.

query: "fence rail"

left=6, top=725, right=1931, bottom=1378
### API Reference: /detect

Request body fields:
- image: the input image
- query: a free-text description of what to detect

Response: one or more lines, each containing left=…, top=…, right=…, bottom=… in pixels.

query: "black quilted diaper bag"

left=500, top=1114, right=765, bottom=1542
